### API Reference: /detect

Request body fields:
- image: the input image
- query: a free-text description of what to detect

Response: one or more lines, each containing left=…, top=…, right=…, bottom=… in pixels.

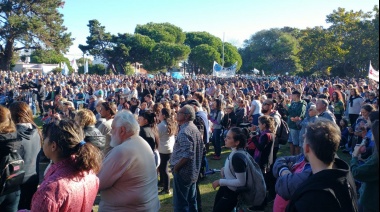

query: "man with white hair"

left=316, top=99, right=336, bottom=122
left=98, top=110, right=160, bottom=212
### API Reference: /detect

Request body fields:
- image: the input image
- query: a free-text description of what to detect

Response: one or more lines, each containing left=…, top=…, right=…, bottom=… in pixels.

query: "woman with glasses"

left=28, top=120, right=102, bottom=212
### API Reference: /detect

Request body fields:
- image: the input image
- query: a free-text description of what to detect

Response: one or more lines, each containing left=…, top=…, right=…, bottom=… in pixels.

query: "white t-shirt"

left=251, top=100, right=262, bottom=115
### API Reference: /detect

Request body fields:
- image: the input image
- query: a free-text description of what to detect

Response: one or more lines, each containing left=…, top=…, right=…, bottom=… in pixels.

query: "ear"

left=50, top=141, right=58, bottom=152
left=304, top=142, right=311, bottom=154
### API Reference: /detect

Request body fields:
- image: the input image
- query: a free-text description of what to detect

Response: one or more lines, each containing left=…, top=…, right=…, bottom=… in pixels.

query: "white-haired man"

left=98, top=110, right=160, bottom=212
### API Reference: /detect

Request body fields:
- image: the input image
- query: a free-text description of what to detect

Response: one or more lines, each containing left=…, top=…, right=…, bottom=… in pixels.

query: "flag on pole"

left=369, top=61, right=379, bottom=82
left=71, top=59, right=78, bottom=73
left=252, top=68, right=260, bottom=74
left=62, top=63, right=69, bottom=76
left=84, top=60, right=89, bottom=74
left=262, top=70, right=265, bottom=76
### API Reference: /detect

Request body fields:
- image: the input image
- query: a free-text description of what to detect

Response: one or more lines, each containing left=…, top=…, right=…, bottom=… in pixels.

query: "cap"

left=96, top=90, right=104, bottom=96
left=186, top=100, right=201, bottom=108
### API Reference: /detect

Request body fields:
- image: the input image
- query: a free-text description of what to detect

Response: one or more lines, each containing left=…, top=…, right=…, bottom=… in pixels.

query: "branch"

left=14, top=46, right=41, bottom=51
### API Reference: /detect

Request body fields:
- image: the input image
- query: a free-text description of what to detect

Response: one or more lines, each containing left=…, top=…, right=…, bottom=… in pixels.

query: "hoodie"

left=16, top=124, right=41, bottom=183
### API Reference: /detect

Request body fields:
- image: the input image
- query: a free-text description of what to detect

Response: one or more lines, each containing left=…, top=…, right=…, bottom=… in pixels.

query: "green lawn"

left=34, top=117, right=352, bottom=212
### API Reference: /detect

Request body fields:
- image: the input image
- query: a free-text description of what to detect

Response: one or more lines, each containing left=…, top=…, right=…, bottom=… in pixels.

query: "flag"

left=212, top=61, right=236, bottom=78
left=71, top=59, right=78, bottom=72
left=369, top=62, right=379, bottom=82
left=84, top=60, right=89, bottom=74
left=252, top=68, right=260, bottom=74
left=262, top=70, right=265, bottom=76
left=62, top=63, right=69, bottom=76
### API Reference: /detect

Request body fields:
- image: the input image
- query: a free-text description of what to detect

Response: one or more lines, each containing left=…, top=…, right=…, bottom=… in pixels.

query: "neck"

left=310, top=159, right=333, bottom=174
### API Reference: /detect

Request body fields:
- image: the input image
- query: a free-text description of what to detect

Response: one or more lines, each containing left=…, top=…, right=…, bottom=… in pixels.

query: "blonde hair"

left=75, top=109, right=97, bottom=127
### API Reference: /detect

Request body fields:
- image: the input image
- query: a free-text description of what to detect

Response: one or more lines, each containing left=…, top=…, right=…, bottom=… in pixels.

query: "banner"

left=84, top=60, right=88, bottom=74
left=61, top=63, right=69, bottom=76
left=369, top=62, right=379, bottom=82
left=212, top=61, right=237, bottom=78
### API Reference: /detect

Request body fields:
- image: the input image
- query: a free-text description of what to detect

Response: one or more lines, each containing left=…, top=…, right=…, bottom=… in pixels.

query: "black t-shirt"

left=232, top=152, right=247, bottom=173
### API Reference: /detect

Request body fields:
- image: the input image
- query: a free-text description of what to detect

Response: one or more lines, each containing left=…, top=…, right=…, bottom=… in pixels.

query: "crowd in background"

left=0, top=69, right=378, bottom=212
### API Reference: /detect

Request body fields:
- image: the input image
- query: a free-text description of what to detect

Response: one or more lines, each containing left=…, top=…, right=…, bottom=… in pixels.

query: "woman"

left=129, top=97, right=140, bottom=116
left=9, top=102, right=42, bottom=210
left=157, top=108, right=176, bottom=195
left=211, top=127, right=250, bottom=212
left=29, top=120, right=102, bottom=211
left=0, top=106, right=22, bottom=211
left=351, top=120, right=379, bottom=212
left=138, top=111, right=160, bottom=167
left=74, top=109, right=106, bottom=151
left=209, top=98, right=224, bottom=160
left=348, top=88, right=364, bottom=126
left=331, top=91, right=345, bottom=125
left=235, top=97, right=247, bottom=126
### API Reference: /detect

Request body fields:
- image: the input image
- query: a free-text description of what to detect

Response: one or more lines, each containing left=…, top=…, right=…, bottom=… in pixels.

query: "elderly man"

left=170, top=105, right=203, bottom=212
left=98, top=110, right=160, bottom=212
left=316, top=99, right=336, bottom=122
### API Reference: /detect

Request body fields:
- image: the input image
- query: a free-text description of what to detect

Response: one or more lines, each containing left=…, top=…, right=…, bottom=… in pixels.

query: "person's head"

left=261, top=100, right=274, bottom=114
left=111, top=110, right=140, bottom=147
left=159, top=108, right=177, bottom=136
left=212, top=98, right=222, bottom=111
left=74, top=109, right=97, bottom=128
left=339, top=118, right=349, bottom=128
left=225, top=127, right=249, bottom=149
left=332, top=91, right=343, bottom=101
left=308, top=105, right=318, bottom=117
left=179, top=95, right=186, bottom=102
left=350, top=88, right=360, bottom=97
left=360, top=104, right=375, bottom=119
left=316, top=99, right=328, bottom=113
left=9, top=101, right=34, bottom=125
left=303, top=120, right=341, bottom=166
left=177, top=105, right=195, bottom=125
left=258, top=115, right=275, bottom=132
left=193, top=92, right=204, bottom=104
left=144, top=94, right=152, bottom=102
left=0, top=105, right=16, bottom=134
left=369, top=92, right=376, bottom=100
left=140, top=101, right=147, bottom=110
left=42, top=120, right=102, bottom=173
left=138, top=111, right=156, bottom=127
left=186, top=99, right=201, bottom=112
left=99, top=102, right=116, bottom=120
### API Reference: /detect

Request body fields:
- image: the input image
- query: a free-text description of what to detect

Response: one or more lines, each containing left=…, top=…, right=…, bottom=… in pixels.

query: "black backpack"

left=276, top=118, right=290, bottom=145
left=0, top=151, right=25, bottom=195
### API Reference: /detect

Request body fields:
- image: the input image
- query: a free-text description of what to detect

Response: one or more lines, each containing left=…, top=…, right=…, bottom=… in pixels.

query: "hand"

left=212, top=180, right=220, bottom=190
left=352, top=145, right=361, bottom=157
left=280, top=169, right=292, bottom=177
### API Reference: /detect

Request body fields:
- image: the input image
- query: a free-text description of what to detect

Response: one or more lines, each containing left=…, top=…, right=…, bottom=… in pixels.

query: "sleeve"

left=219, top=153, right=247, bottom=187
left=350, top=155, right=379, bottom=182
left=157, top=123, right=167, bottom=139
left=272, top=155, right=300, bottom=178
left=216, top=111, right=224, bottom=125
left=299, top=102, right=306, bottom=118
left=275, top=169, right=312, bottom=200
left=30, top=195, right=59, bottom=212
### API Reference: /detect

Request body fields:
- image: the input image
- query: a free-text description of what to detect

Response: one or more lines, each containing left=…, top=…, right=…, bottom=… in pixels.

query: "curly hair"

left=161, top=108, right=177, bottom=136
left=258, top=115, right=276, bottom=133
left=75, top=109, right=97, bottom=127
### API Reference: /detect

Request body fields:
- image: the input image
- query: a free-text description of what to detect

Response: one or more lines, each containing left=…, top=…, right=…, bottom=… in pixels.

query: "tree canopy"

left=0, top=0, right=72, bottom=70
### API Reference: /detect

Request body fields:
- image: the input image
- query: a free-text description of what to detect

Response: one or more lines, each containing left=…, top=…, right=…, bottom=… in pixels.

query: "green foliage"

left=30, top=49, right=67, bottom=64
left=0, top=0, right=72, bottom=70
left=185, top=31, right=222, bottom=49
left=135, top=22, right=186, bottom=44
left=189, top=44, right=221, bottom=74
left=78, top=63, right=106, bottom=75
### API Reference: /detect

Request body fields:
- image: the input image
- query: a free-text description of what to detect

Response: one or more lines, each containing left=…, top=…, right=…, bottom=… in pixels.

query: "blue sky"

left=60, top=0, right=379, bottom=60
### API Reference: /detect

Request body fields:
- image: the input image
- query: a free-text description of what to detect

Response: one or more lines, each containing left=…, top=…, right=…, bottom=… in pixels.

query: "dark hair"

left=305, top=120, right=341, bottom=165
left=161, top=108, right=177, bottom=136
left=43, top=120, right=102, bottom=173
left=214, top=98, right=222, bottom=111
left=139, top=111, right=160, bottom=149
left=229, top=127, right=249, bottom=149
left=369, top=111, right=379, bottom=123
left=361, top=104, right=375, bottom=113
left=101, top=102, right=116, bottom=117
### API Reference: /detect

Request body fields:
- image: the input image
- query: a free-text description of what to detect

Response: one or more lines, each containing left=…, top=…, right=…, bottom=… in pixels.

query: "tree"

left=30, top=49, right=67, bottom=64
left=188, top=44, right=221, bottom=74
left=135, top=22, right=186, bottom=44
left=0, top=0, right=72, bottom=70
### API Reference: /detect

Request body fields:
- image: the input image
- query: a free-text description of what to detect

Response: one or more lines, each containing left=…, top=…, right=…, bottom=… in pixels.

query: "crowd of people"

left=0, top=69, right=378, bottom=212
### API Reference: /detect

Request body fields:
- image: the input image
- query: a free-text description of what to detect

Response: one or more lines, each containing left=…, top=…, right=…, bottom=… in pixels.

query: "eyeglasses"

left=263, top=103, right=271, bottom=106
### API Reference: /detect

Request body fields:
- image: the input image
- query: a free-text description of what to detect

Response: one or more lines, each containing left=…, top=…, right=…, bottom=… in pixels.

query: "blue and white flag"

left=62, top=63, right=69, bottom=76
left=84, top=60, right=89, bottom=74
left=212, top=61, right=237, bottom=78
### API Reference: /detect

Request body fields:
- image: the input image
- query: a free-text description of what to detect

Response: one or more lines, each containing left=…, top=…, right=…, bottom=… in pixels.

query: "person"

left=348, top=88, right=363, bottom=126
left=284, top=90, right=306, bottom=156
left=9, top=102, right=42, bottom=210
left=0, top=106, right=22, bottom=211
left=331, top=91, right=345, bottom=125
left=31, top=79, right=46, bottom=115
left=138, top=111, right=160, bottom=167
left=170, top=105, right=203, bottom=212
left=74, top=109, right=106, bottom=150
left=286, top=120, right=358, bottom=212
left=249, top=94, right=262, bottom=126
left=29, top=120, right=102, bottom=211
left=97, top=101, right=116, bottom=156
left=350, top=120, right=379, bottom=212
left=294, top=105, right=319, bottom=150
left=157, top=108, right=176, bottom=195
left=97, top=110, right=160, bottom=211
left=211, top=127, right=249, bottom=212
left=316, top=99, right=336, bottom=122
left=209, top=98, right=224, bottom=160
left=60, top=101, right=76, bottom=120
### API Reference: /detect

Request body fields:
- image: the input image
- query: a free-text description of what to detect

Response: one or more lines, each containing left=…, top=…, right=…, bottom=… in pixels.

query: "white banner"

left=212, top=61, right=237, bottom=78
left=369, top=62, right=379, bottom=82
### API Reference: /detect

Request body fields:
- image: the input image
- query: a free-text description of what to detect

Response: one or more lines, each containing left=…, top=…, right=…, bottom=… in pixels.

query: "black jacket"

left=83, top=126, right=106, bottom=150
left=286, top=158, right=358, bottom=212
left=139, top=125, right=156, bottom=151
left=221, top=111, right=237, bottom=129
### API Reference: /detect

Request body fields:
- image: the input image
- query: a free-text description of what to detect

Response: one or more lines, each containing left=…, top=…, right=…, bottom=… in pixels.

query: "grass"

left=34, top=116, right=352, bottom=212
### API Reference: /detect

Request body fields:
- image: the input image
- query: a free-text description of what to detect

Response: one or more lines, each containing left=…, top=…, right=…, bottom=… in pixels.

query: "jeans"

left=0, top=190, right=21, bottom=212
left=212, top=129, right=222, bottom=156
left=158, top=153, right=171, bottom=191
left=289, top=129, right=301, bottom=146
left=173, top=173, right=197, bottom=212
left=252, top=114, right=261, bottom=126
left=213, top=186, right=238, bottom=212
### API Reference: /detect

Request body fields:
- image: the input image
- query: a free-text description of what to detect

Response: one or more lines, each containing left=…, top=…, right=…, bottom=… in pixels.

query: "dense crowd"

left=0, top=69, right=378, bottom=212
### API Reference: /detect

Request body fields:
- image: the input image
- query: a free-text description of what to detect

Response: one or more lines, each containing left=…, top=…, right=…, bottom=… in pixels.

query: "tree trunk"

left=0, top=40, right=14, bottom=71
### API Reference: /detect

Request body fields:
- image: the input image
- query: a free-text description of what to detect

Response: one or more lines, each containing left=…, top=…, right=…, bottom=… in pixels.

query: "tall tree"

left=188, top=44, right=221, bottom=74
left=0, top=0, right=72, bottom=70
left=135, top=22, right=186, bottom=44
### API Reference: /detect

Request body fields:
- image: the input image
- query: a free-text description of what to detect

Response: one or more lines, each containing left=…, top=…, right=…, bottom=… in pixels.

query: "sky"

left=60, top=0, right=379, bottom=60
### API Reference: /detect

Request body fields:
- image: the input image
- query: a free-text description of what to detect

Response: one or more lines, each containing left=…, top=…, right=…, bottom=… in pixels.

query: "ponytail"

left=75, top=142, right=102, bottom=174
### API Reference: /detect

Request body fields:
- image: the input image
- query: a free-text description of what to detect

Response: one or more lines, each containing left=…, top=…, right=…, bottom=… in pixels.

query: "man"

left=170, top=105, right=203, bottom=212
left=144, top=94, right=155, bottom=111
left=316, top=99, right=336, bottom=122
left=60, top=101, right=76, bottom=120
left=186, top=100, right=210, bottom=212
left=284, top=90, right=306, bottom=156
left=286, top=120, right=358, bottom=212
left=97, top=102, right=116, bottom=156
left=32, top=79, right=46, bottom=115
left=98, top=110, right=160, bottom=212
left=249, top=94, right=262, bottom=126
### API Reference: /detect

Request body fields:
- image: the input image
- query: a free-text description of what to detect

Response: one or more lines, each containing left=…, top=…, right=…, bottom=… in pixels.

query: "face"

left=308, top=109, right=317, bottom=117
left=138, top=116, right=148, bottom=126
left=261, top=101, right=271, bottom=113
left=315, top=100, right=325, bottom=111
left=99, top=105, right=110, bottom=118
left=140, top=102, right=147, bottom=110
left=110, top=120, right=123, bottom=147
left=176, top=108, right=187, bottom=123
left=224, top=131, right=239, bottom=148
left=360, top=109, right=369, bottom=118
left=258, top=120, right=266, bottom=131
left=158, top=111, right=165, bottom=121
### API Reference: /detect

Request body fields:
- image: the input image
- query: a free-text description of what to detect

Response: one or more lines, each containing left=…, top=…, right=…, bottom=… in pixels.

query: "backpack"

left=0, top=151, right=25, bottom=195
left=276, top=118, right=290, bottom=145
left=229, top=150, right=266, bottom=207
